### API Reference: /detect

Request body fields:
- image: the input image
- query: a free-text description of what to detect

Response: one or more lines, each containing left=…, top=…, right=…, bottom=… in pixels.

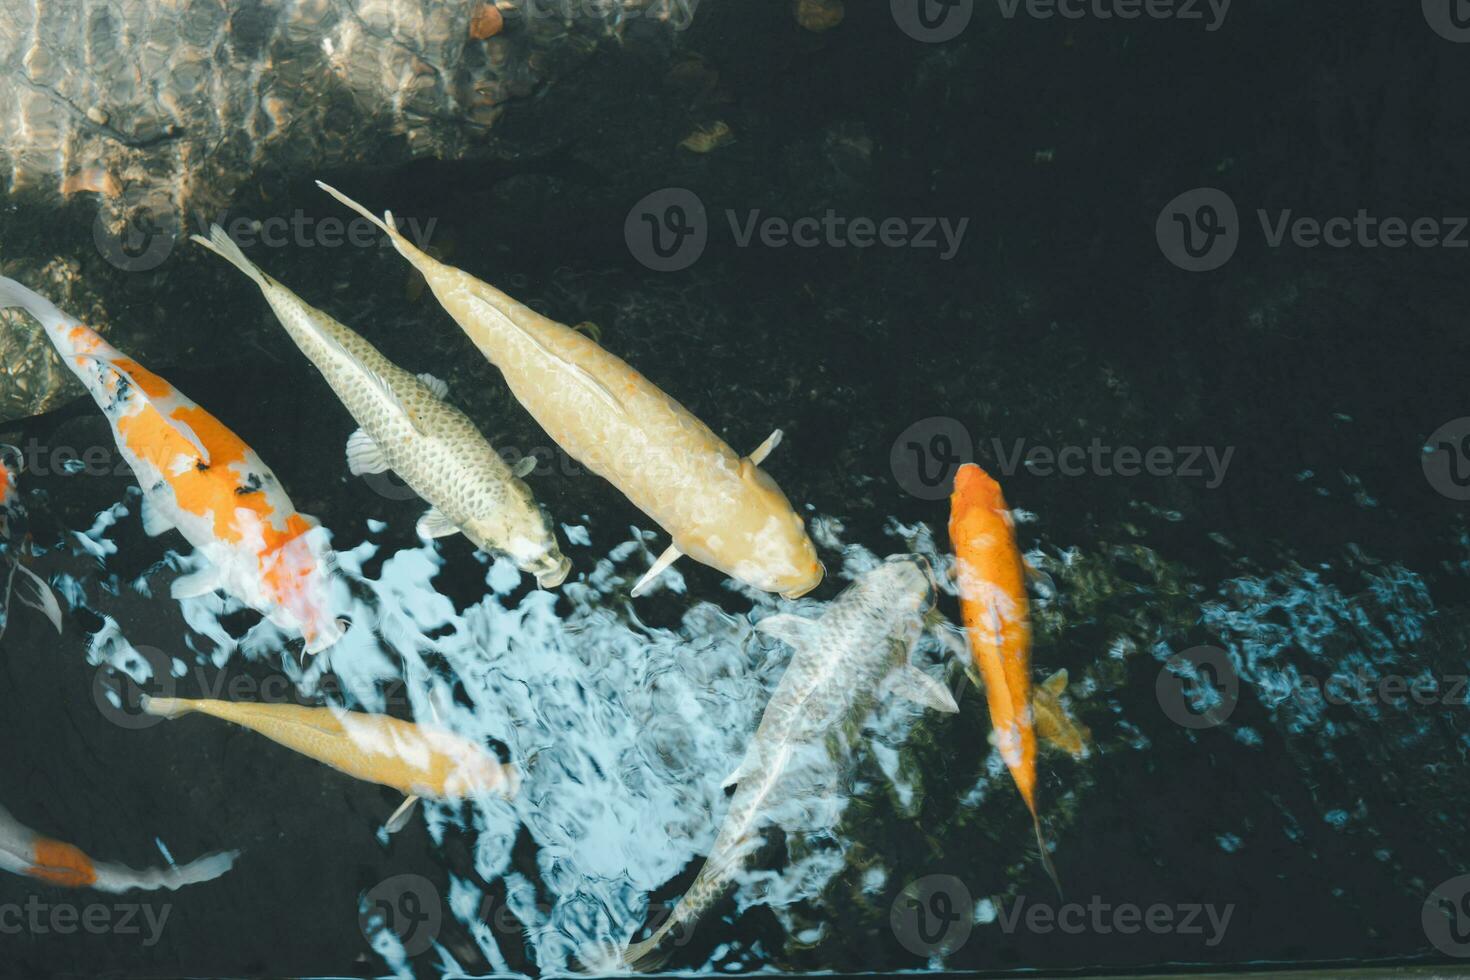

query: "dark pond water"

left=0, top=1, right=1468, bottom=978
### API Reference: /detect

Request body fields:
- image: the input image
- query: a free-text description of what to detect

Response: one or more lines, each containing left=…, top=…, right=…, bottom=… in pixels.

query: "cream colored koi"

left=316, top=182, right=824, bottom=599
left=141, top=697, right=518, bottom=804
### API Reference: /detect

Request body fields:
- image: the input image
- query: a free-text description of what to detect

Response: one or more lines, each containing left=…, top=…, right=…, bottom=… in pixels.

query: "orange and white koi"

left=948, top=462, right=1061, bottom=893
left=0, top=277, right=344, bottom=653
left=0, top=802, right=238, bottom=893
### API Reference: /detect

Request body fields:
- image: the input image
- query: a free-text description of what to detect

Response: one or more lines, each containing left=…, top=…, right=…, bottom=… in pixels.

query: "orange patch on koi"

left=26, top=837, right=98, bottom=888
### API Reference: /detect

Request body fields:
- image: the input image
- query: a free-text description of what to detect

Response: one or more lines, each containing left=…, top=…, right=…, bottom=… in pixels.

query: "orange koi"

left=948, top=462, right=1061, bottom=893
left=0, top=277, right=344, bottom=653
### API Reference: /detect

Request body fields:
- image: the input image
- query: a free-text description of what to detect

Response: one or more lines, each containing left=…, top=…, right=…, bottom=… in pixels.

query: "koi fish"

left=948, top=462, right=1061, bottom=893
left=0, top=449, right=62, bottom=638
left=141, top=696, right=518, bottom=829
left=0, top=802, right=237, bottom=893
left=315, top=183, right=824, bottom=600
left=191, top=226, right=570, bottom=588
left=0, top=277, right=344, bottom=654
left=1033, top=668, right=1090, bottom=759
left=616, top=556, right=957, bottom=971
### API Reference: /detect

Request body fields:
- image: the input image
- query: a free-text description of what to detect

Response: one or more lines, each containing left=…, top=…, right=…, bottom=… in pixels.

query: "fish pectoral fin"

left=1024, top=559, right=1057, bottom=599
left=1040, top=667, right=1069, bottom=696
left=12, top=561, right=62, bottom=633
left=885, top=664, right=960, bottom=714
left=630, top=542, right=682, bottom=597
left=747, top=429, right=783, bottom=465
left=345, top=429, right=390, bottom=476
left=416, top=507, right=461, bottom=539
left=754, top=612, right=820, bottom=650
left=170, top=564, right=223, bottom=599
left=384, top=795, right=420, bottom=834
left=721, top=745, right=761, bottom=789
left=140, top=494, right=175, bottom=536
left=416, top=372, right=449, bottom=399
left=511, top=456, right=536, bottom=478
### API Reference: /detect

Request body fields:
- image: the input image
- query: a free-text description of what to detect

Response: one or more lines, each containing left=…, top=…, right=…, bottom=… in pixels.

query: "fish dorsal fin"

left=417, top=506, right=460, bottom=539
left=754, top=613, right=820, bottom=650
left=290, top=311, right=427, bottom=437
left=416, top=373, right=448, bottom=399
left=80, top=354, right=212, bottom=465
left=465, top=294, right=627, bottom=417
left=885, top=664, right=960, bottom=713
left=345, top=429, right=390, bottom=476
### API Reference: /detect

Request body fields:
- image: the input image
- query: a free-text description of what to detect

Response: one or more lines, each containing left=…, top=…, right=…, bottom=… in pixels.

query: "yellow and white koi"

left=190, top=226, right=570, bottom=587
left=316, top=183, right=824, bottom=600
left=0, top=277, right=344, bottom=653
left=0, top=802, right=238, bottom=893
left=141, top=696, right=518, bottom=828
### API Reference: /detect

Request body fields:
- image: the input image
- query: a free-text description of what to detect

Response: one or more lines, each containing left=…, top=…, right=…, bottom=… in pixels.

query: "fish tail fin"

left=190, top=224, right=267, bottom=288
left=0, top=276, right=79, bottom=337
left=315, top=181, right=403, bottom=242
left=622, top=929, right=675, bottom=974
left=166, top=848, right=241, bottom=889
left=1033, top=811, right=1063, bottom=900
left=139, top=695, right=194, bottom=719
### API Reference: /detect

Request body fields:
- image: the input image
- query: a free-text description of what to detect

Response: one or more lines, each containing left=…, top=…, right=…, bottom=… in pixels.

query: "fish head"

left=470, top=519, right=571, bottom=589
left=261, top=521, right=346, bottom=654
left=951, top=462, right=1008, bottom=515
left=718, top=460, right=825, bottom=598
left=866, top=554, right=937, bottom=613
